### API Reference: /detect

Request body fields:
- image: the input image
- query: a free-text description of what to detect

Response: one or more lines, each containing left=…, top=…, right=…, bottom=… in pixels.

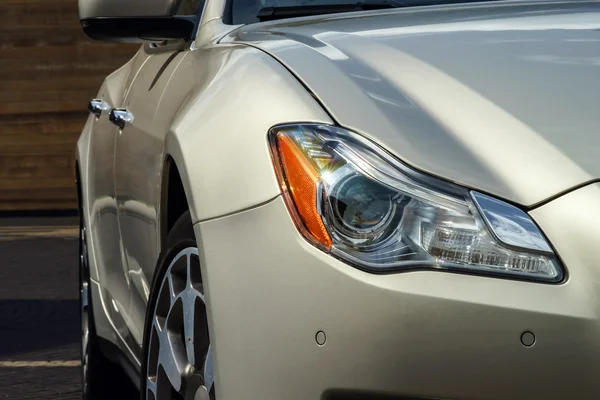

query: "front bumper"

left=195, top=186, right=600, bottom=400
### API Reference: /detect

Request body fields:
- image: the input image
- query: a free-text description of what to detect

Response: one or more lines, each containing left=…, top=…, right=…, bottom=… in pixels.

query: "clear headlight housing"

left=269, top=124, right=563, bottom=282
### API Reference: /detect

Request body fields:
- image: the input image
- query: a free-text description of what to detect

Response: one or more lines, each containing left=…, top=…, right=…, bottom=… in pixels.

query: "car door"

left=86, top=52, right=148, bottom=347
left=114, top=47, right=188, bottom=354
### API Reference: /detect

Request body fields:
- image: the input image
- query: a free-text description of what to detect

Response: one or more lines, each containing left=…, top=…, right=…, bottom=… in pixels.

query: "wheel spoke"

left=80, top=224, right=91, bottom=396
left=182, top=288, right=197, bottom=366
left=167, top=275, right=178, bottom=307
left=147, top=247, right=213, bottom=400
left=81, top=324, right=89, bottom=354
left=81, top=281, right=89, bottom=308
left=157, top=327, right=186, bottom=392
left=147, top=376, right=157, bottom=400
left=186, top=254, right=192, bottom=288
left=203, top=345, right=214, bottom=392
left=186, top=254, right=203, bottom=295
left=81, top=227, right=88, bottom=268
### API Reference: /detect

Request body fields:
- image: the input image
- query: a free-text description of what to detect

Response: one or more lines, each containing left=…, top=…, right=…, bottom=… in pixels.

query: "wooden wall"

left=0, top=0, right=138, bottom=211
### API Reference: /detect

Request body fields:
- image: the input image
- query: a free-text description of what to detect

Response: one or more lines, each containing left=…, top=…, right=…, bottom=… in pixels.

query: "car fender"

left=162, top=45, right=332, bottom=225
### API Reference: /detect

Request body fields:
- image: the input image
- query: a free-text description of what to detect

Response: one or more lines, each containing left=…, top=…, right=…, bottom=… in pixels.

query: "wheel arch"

left=159, top=153, right=191, bottom=249
left=156, top=46, right=334, bottom=229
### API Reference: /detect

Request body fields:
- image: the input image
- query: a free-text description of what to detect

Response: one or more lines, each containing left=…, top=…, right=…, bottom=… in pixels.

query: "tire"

left=140, top=211, right=215, bottom=400
left=80, top=219, right=136, bottom=399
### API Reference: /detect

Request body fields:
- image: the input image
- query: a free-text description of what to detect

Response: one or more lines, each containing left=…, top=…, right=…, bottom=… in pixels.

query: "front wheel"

left=140, top=212, right=215, bottom=400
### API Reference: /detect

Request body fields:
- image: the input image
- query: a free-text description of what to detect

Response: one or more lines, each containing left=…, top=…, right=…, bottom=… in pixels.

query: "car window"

left=227, top=0, right=505, bottom=25
left=175, top=0, right=205, bottom=15
left=229, top=0, right=372, bottom=25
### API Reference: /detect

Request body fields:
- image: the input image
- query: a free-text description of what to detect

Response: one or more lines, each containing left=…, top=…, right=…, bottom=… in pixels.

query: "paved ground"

left=0, top=217, right=82, bottom=399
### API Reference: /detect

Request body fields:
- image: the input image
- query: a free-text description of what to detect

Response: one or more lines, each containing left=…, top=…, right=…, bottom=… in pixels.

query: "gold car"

left=77, top=0, right=600, bottom=399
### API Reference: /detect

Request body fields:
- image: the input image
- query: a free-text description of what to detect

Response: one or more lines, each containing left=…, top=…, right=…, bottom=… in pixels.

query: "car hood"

left=225, top=0, right=600, bottom=206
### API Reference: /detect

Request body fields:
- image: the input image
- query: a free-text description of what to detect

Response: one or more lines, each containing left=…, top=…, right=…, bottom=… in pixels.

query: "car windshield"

left=227, top=0, right=501, bottom=25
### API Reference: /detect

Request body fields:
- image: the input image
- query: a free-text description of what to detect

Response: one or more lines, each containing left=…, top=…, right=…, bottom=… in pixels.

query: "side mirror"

left=79, top=0, right=201, bottom=42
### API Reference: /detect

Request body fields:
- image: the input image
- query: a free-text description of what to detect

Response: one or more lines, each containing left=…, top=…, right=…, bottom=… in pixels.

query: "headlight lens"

left=269, top=124, right=563, bottom=282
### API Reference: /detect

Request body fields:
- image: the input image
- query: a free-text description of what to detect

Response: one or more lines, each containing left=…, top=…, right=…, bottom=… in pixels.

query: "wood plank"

left=0, top=199, right=77, bottom=211
left=0, top=144, right=77, bottom=156
left=0, top=100, right=89, bottom=115
left=0, top=154, right=75, bottom=179
left=0, top=44, right=135, bottom=62
left=0, top=176, right=75, bottom=194
left=0, top=176, right=77, bottom=211
left=0, top=0, right=76, bottom=7
left=0, top=66, right=119, bottom=82
left=0, top=89, right=99, bottom=103
left=0, top=111, right=87, bottom=125
left=0, top=122, right=84, bottom=137
left=0, top=138, right=79, bottom=156
left=0, top=0, right=137, bottom=210
left=0, top=112, right=87, bottom=136
left=0, top=184, right=77, bottom=211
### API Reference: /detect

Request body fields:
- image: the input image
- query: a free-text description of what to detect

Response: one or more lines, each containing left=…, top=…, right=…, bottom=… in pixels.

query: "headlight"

left=269, top=124, right=563, bottom=282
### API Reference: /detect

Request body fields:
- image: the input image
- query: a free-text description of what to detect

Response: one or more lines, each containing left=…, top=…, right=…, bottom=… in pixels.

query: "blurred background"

left=1, top=0, right=137, bottom=212
left=0, top=1, right=138, bottom=398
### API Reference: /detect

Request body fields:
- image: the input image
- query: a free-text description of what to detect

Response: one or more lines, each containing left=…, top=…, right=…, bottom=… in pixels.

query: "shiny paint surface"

left=224, top=0, right=600, bottom=206
left=77, top=41, right=331, bottom=364
left=115, top=50, right=188, bottom=349
left=75, top=0, right=600, bottom=397
left=80, top=48, right=151, bottom=363
left=197, top=195, right=600, bottom=399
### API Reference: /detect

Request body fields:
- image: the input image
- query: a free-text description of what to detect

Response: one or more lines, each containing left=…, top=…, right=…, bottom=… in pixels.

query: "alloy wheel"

left=146, top=247, right=214, bottom=400
left=80, top=225, right=90, bottom=396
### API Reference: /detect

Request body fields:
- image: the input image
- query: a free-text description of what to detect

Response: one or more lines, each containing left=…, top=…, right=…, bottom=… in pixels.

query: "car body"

left=76, top=0, right=600, bottom=399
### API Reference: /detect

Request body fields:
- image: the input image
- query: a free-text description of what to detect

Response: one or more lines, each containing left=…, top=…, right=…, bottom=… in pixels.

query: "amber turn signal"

left=270, top=132, right=332, bottom=249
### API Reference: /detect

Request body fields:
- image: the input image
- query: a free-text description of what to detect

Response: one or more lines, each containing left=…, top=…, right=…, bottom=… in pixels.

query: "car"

left=76, top=0, right=600, bottom=399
